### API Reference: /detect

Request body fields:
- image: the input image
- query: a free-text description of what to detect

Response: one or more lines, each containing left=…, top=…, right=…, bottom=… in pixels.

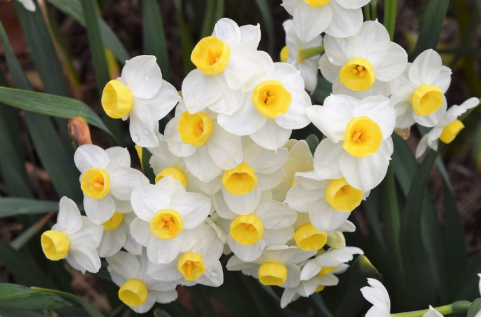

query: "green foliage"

left=0, top=284, right=71, bottom=310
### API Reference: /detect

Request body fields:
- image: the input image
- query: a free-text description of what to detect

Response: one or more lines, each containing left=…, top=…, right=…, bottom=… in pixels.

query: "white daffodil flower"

left=148, top=223, right=224, bottom=287
left=41, top=197, right=102, bottom=274
left=130, top=176, right=211, bottom=264
left=319, top=21, right=407, bottom=99
left=416, top=97, right=480, bottom=158
left=74, top=145, right=149, bottom=225
left=214, top=191, right=297, bottom=261
left=101, top=55, right=180, bottom=147
left=182, top=18, right=264, bottom=115
left=164, top=101, right=243, bottom=182
left=97, top=212, right=142, bottom=258
left=282, top=20, right=322, bottom=93
left=227, top=245, right=315, bottom=288
left=361, top=278, right=391, bottom=317
left=212, top=140, right=288, bottom=215
left=286, top=170, right=369, bottom=231
left=217, top=53, right=311, bottom=151
left=307, top=94, right=396, bottom=191
left=107, top=251, right=177, bottom=314
left=281, top=0, right=369, bottom=41
left=16, top=0, right=35, bottom=11
left=423, top=306, right=443, bottom=317
left=390, top=49, right=452, bottom=129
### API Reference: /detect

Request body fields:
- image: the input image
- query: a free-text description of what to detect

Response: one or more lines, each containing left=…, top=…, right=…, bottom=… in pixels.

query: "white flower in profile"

left=217, top=53, right=311, bottom=151
left=281, top=0, right=369, bottom=41
left=214, top=191, right=296, bottom=261
left=182, top=18, right=264, bottom=115
left=164, top=101, right=243, bottom=182
left=97, top=212, right=142, bottom=258
left=391, top=49, right=452, bottom=129
left=361, top=278, right=391, bottom=317
left=148, top=224, right=224, bottom=287
left=16, top=0, right=35, bottom=11
left=101, top=55, right=180, bottom=147
left=227, top=245, right=315, bottom=288
left=129, top=176, right=211, bottom=264
left=41, top=197, right=103, bottom=273
left=319, top=21, right=407, bottom=99
left=74, top=145, right=149, bottom=225
left=416, top=97, right=479, bottom=158
left=107, top=251, right=177, bottom=314
left=307, top=94, right=396, bottom=191
left=423, top=306, right=443, bottom=317
left=282, top=20, right=322, bottom=93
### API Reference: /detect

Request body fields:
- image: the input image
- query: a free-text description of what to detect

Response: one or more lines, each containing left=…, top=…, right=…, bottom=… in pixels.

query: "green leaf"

left=254, top=0, right=275, bottom=55
left=383, top=0, right=398, bottom=40
left=142, top=147, right=156, bottom=184
left=189, top=285, right=217, bottom=317
left=11, top=213, right=53, bottom=250
left=305, top=134, right=319, bottom=155
left=172, top=0, right=195, bottom=75
left=312, top=77, right=332, bottom=105
left=413, top=0, right=450, bottom=56
left=467, top=298, right=481, bottom=317
left=155, top=308, right=173, bottom=317
left=0, top=308, right=45, bottom=317
left=213, top=0, right=225, bottom=22
left=201, top=0, right=216, bottom=38
left=0, top=283, right=70, bottom=310
left=452, top=250, right=481, bottom=301
left=143, top=0, right=170, bottom=81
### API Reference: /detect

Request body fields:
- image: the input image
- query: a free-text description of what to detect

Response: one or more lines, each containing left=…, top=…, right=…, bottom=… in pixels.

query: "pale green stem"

left=298, top=45, right=324, bottom=63
left=390, top=300, right=471, bottom=317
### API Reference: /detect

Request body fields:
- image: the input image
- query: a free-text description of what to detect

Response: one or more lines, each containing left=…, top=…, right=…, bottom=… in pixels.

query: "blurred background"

left=0, top=0, right=481, bottom=316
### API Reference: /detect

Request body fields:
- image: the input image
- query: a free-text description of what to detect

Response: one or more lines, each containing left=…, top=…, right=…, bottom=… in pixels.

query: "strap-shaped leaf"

left=0, top=198, right=60, bottom=217
left=413, top=0, right=450, bottom=56
left=0, top=283, right=70, bottom=310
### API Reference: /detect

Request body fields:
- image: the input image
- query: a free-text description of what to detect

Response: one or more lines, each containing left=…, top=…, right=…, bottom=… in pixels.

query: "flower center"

left=230, top=214, right=264, bottom=245
left=155, top=167, right=187, bottom=188
left=318, top=266, right=339, bottom=276
left=440, top=119, right=464, bottom=144
left=150, top=209, right=184, bottom=240
left=177, top=253, right=206, bottom=281
left=280, top=46, right=289, bottom=63
left=81, top=168, right=110, bottom=199
left=294, top=223, right=327, bottom=251
left=325, top=178, right=363, bottom=212
left=410, top=85, right=443, bottom=116
left=258, top=263, right=287, bottom=286
left=339, top=57, right=375, bottom=91
left=252, top=80, right=292, bottom=119
left=191, top=36, right=231, bottom=75
left=178, top=111, right=213, bottom=147
left=41, top=230, right=70, bottom=261
left=103, top=213, right=123, bottom=231
left=101, top=80, right=133, bottom=119
left=119, top=280, right=148, bottom=307
left=222, top=163, right=258, bottom=195
left=343, top=116, right=383, bottom=158
left=303, top=0, right=331, bottom=7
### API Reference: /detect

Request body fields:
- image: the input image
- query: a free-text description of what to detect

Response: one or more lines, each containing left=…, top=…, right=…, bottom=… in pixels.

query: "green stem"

left=384, top=0, right=398, bottom=40
left=298, top=45, right=324, bottom=63
left=391, top=301, right=471, bottom=317
left=363, top=4, right=371, bottom=20
left=371, top=0, right=378, bottom=20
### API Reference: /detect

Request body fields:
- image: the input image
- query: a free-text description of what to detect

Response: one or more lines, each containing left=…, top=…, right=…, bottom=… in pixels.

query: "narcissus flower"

left=282, top=20, right=323, bottom=93
left=182, top=18, right=264, bottom=115
left=164, top=101, right=243, bottom=182
left=130, top=176, right=211, bottom=264
left=307, top=94, right=396, bottom=191
left=218, top=54, right=311, bottom=151
left=101, top=55, right=180, bottom=147
left=148, top=224, right=224, bottom=287
left=98, top=212, right=142, bottom=258
left=74, top=145, right=149, bottom=225
left=416, top=98, right=479, bottom=158
left=281, top=0, right=369, bottom=41
left=41, top=197, right=102, bottom=273
left=391, top=49, right=452, bottom=128
left=361, top=278, right=391, bottom=317
left=319, top=21, right=407, bottom=99
left=227, top=245, right=315, bottom=287
left=107, top=251, right=177, bottom=314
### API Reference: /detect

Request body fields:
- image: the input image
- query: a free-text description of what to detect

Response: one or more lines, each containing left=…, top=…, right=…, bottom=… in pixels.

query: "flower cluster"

left=40, top=11, right=479, bottom=314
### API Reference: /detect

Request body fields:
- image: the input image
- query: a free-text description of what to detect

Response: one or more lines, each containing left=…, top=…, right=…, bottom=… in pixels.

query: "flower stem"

left=298, top=45, right=324, bottom=63
left=363, top=4, right=371, bottom=20
left=390, top=301, right=472, bottom=317
left=384, top=0, right=398, bottom=40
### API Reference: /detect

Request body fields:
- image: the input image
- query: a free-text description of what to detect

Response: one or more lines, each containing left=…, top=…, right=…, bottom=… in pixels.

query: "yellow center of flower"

left=103, top=213, right=123, bottom=231
left=315, top=285, right=325, bottom=292
left=155, top=167, right=187, bottom=188
left=294, top=223, right=327, bottom=251
left=303, top=0, right=331, bottom=6
left=410, top=85, right=443, bottom=116
left=177, top=253, right=206, bottom=281
left=101, top=80, right=133, bottom=119
left=252, top=80, right=292, bottom=119
left=178, top=111, right=213, bottom=147
left=118, top=280, right=148, bottom=307
left=230, top=214, right=264, bottom=245
left=191, top=36, right=231, bottom=75
left=258, top=263, right=288, bottom=286
left=325, top=178, right=363, bottom=212
left=41, top=230, right=70, bottom=261
left=318, top=266, right=339, bottom=276
left=150, top=209, right=184, bottom=240
left=440, top=119, right=464, bottom=144
left=280, top=46, right=289, bottom=63
left=222, top=163, right=258, bottom=195
left=339, top=57, right=375, bottom=91
left=291, top=179, right=296, bottom=187
left=343, top=116, right=383, bottom=158
left=81, top=168, right=110, bottom=199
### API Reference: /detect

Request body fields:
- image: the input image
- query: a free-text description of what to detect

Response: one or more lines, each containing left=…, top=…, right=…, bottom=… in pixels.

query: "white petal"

left=184, top=145, right=222, bottom=182
left=182, top=70, right=223, bottom=114
left=222, top=186, right=262, bottom=215
left=257, top=169, right=286, bottom=191
left=212, top=191, right=237, bottom=219
left=98, top=229, right=126, bottom=257
left=353, top=95, right=395, bottom=139
left=228, top=235, right=266, bottom=261
left=121, top=56, right=163, bottom=99
left=130, top=217, right=151, bottom=246
left=57, top=197, right=82, bottom=235
left=275, top=62, right=306, bottom=91
left=440, top=97, right=480, bottom=126
left=68, top=245, right=101, bottom=273
left=413, top=96, right=447, bottom=127
left=319, top=54, right=341, bottom=82
left=313, top=139, right=344, bottom=179
left=361, top=278, right=391, bottom=309
left=357, top=20, right=390, bottom=47
left=197, top=258, right=224, bottom=287
left=129, top=293, right=157, bottom=314
left=187, top=173, right=222, bottom=196
left=208, top=83, right=245, bottom=115
left=366, top=42, right=407, bottom=82
left=84, top=195, right=115, bottom=225
left=244, top=144, right=289, bottom=174
left=324, top=35, right=365, bottom=66
left=282, top=263, right=302, bottom=288
left=409, top=49, right=442, bottom=85
left=171, top=192, right=211, bottom=229
left=300, top=259, right=321, bottom=280
left=147, top=235, right=182, bottom=264
left=415, top=134, right=429, bottom=159
left=164, top=117, right=197, bottom=157
left=324, top=2, right=363, bottom=38
left=148, top=261, right=183, bottom=282
left=129, top=104, right=159, bottom=148
left=109, top=167, right=149, bottom=200
left=286, top=184, right=322, bottom=212
left=281, top=288, right=298, bottom=308
left=217, top=99, right=267, bottom=136
left=106, top=251, right=140, bottom=279
left=263, top=227, right=294, bottom=246
left=250, top=120, right=292, bottom=151
left=294, top=3, right=332, bottom=42
left=135, top=80, right=180, bottom=121
left=335, top=0, right=370, bottom=9
left=212, top=18, right=241, bottom=48
left=299, top=59, right=319, bottom=93
left=423, top=306, right=443, bottom=317
left=226, top=255, right=259, bottom=271
left=131, top=180, right=182, bottom=221
left=239, top=24, right=261, bottom=51
left=206, top=124, right=243, bottom=170
left=223, top=48, right=264, bottom=90
left=275, top=90, right=311, bottom=130
left=256, top=201, right=297, bottom=229
left=309, top=199, right=351, bottom=231
left=390, top=85, right=416, bottom=129
left=333, top=77, right=373, bottom=99
left=74, top=144, right=109, bottom=173
left=18, top=0, right=36, bottom=11
left=432, top=66, right=452, bottom=92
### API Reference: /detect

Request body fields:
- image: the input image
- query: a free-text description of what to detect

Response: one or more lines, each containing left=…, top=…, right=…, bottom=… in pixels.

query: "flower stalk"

left=391, top=300, right=472, bottom=317
left=298, top=45, right=324, bottom=63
